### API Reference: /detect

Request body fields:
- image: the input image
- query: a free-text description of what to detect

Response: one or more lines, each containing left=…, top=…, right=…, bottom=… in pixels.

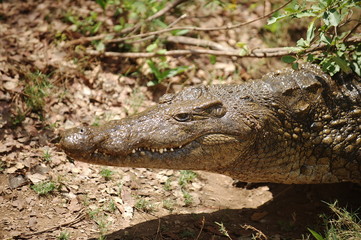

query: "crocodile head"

left=60, top=85, right=274, bottom=174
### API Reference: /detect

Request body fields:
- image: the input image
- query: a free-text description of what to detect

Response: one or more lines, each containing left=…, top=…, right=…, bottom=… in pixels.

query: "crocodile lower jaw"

left=90, top=133, right=240, bottom=158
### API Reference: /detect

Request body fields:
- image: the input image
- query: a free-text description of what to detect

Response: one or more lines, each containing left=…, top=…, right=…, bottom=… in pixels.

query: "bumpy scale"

left=60, top=64, right=361, bottom=184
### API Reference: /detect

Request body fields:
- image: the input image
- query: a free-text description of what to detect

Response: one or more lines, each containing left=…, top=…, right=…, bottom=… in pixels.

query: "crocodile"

left=60, top=64, right=361, bottom=184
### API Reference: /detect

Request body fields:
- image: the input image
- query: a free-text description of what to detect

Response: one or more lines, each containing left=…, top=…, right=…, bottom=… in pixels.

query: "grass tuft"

left=31, top=181, right=57, bottom=196
left=308, top=201, right=361, bottom=240
left=135, top=197, right=155, bottom=213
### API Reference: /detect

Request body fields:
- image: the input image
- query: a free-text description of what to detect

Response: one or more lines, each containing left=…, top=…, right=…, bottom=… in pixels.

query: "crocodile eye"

left=174, top=113, right=191, bottom=122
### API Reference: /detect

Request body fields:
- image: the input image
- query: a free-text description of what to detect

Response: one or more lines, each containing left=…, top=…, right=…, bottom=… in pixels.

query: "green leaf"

left=210, top=55, right=217, bottom=65
left=156, top=49, right=167, bottom=55
left=147, top=81, right=157, bottom=87
left=292, top=62, right=299, bottom=70
left=153, top=19, right=168, bottom=28
left=323, top=8, right=341, bottom=26
left=95, top=0, right=108, bottom=10
left=295, top=10, right=317, bottom=18
left=235, top=42, right=247, bottom=48
left=306, top=21, right=315, bottom=43
left=114, top=25, right=123, bottom=32
left=350, top=61, right=361, bottom=76
left=332, top=56, right=352, bottom=74
left=91, top=21, right=102, bottom=34
left=308, top=228, right=324, bottom=240
left=296, top=38, right=309, bottom=48
left=160, top=66, right=189, bottom=80
left=171, top=29, right=189, bottom=36
left=267, top=14, right=289, bottom=25
left=146, top=43, right=158, bottom=52
left=95, top=41, right=105, bottom=51
left=133, top=2, right=147, bottom=15
left=307, top=54, right=315, bottom=62
left=263, top=22, right=281, bottom=33
left=320, top=33, right=332, bottom=45
left=147, top=60, right=162, bottom=80
left=321, top=58, right=339, bottom=76
left=281, top=55, right=297, bottom=63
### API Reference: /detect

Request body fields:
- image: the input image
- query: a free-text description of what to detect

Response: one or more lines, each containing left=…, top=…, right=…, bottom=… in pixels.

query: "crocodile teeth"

left=131, top=146, right=180, bottom=154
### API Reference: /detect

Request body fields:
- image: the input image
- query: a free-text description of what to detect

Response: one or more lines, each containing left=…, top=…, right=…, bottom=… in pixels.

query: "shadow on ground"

left=91, top=183, right=361, bottom=240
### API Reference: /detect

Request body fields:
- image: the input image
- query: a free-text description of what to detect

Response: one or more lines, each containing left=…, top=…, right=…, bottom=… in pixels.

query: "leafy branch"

left=269, top=0, right=361, bottom=76
left=63, top=0, right=361, bottom=79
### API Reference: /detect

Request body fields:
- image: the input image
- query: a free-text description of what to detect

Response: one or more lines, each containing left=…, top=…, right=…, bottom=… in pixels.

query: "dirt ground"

left=1, top=1, right=360, bottom=239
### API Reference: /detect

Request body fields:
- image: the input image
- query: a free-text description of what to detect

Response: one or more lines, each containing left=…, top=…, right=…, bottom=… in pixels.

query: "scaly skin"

left=60, top=64, right=361, bottom=184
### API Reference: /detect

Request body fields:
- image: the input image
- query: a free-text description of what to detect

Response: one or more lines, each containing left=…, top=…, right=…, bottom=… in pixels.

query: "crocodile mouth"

left=127, top=142, right=194, bottom=157
left=91, top=140, right=195, bottom=158
left=95, top=133, right=240, bottom=157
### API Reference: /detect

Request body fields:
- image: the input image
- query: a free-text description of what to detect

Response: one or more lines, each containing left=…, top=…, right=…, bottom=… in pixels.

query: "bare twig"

left=195, top=217, right=205, bottom=240
left=85, top=36, right=361, bottom=58
left=168, top=14, right=188, bottom=28
left=155, top=218, right=162, bottom=239
left=166, top=35, right=235, bottom=51
left=64, top=0, right=291, bottom=47
left=86, top=48, right=293, bottom=58
left=17, top=209, right=86, bottom=239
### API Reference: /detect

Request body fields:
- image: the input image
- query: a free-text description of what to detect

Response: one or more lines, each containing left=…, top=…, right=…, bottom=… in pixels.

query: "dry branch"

left=17, top=209, right=86, bottom=239
left=85, top=36, right=361, bottom=58
left=166, top=35, right=235, bottom=51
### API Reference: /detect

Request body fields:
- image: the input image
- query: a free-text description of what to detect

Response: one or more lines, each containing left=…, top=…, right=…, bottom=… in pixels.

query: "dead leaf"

left=28, top=217, right=37, bottom=231
left=11, top=198, right=25, bottom=211
left=68, top=197, right=82, bottom=212
left=8, top=174, right=27, bottom=189
left=26, top=173, right=47, bottom=184
left=3, top=80, right=18, bottom=91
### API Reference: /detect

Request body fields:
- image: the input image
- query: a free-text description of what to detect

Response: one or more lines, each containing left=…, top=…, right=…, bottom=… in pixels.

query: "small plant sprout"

left=106, top=199, right=117, bottom=213
left=57, top=231, right=70, bottom=240
left=178, top=170, right=197, bottom=188
left=43, top=148, right=52, bottom=162
left=99, top=168, right=114, bottom=180
left=96, top=218, right=109, bottom=238
left=182, top=190, right=193, bottom=207
left=163, top=177, right=172, bottom=191
left=163, top=199, right=175, bottom=212
left=215, top=222, right=232, bottom=240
